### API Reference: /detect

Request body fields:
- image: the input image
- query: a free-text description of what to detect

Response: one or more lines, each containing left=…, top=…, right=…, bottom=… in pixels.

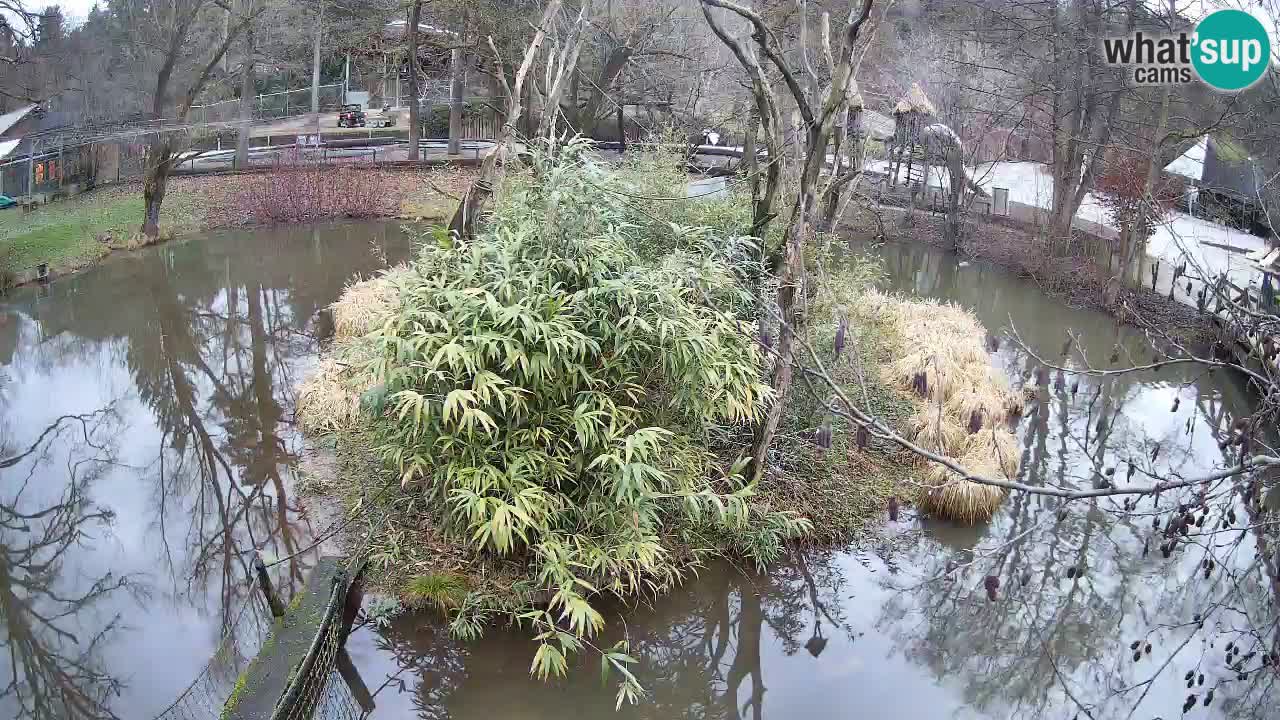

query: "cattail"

left=1184, top=694, right=1196, bottom=713
left=816, top=421, right=832, bottom=449
left=983, top=575, right=999, bottom=601
left=1061, top=337, right=1073, bottom=357
left=986, top=333, right=1000, bottom=352
left=1036, top=367, right=1049, bottom=386
left=1054, top=369, right=1065, bottom=391
left=968, top=410, right=984, bottom=434
left=1131, top=640, right=1142, bottom=650
left=1070, top=379, right=1079, bottom=395
left=1127, top=462, right=1137, bottom=482
left=1151, top=443, right=1162, bottom=462
left=911, top=371, right=931, bottom=394
left=1171, top=397, right=1180, bottom=413
left=888, top=496, right=900, bottom=521
left=758, top=324, right=772, bottom=350
left=855, top=424, right=869, bottom=449
left=1067, top=567, right=1077, bottom=579
left=1204, top=689, right=1213, bottom=706
left=833, top=315, right=848, bottom=356
left=1145, top=642, right=1152, bottom=654
left=1186, top=281, right=1193, bottom=296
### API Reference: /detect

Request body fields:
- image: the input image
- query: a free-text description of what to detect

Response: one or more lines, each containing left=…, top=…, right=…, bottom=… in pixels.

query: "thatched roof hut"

left=893, top=83, right=936, bottom=117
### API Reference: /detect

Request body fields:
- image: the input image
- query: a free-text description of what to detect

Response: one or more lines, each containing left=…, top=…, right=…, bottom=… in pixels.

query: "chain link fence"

left=150, top=590, right=277, bottom=720
left=188, top=84, right=345, bottom=125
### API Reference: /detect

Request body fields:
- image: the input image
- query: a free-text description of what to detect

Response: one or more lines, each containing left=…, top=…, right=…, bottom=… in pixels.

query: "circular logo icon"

left=1192, top=9, right=1271, bottom=91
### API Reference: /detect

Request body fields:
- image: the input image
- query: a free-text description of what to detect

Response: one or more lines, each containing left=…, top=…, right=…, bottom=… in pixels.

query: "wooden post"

left=254, top=553, right=287, bottom=618
left=616, top=104, right=625, bottom=153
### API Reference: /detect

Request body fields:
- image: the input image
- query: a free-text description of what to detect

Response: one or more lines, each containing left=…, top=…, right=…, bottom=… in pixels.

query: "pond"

left=1, top=223, right=1274, bottom=720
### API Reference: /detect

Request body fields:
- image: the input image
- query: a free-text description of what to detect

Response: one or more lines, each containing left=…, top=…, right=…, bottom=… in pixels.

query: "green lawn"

left=0, top=187, right=202, bottom=277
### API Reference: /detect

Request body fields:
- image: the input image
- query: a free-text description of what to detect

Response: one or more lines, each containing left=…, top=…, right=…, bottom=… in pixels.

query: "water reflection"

left=0, top=221, right=412, bottom=719
left=353, top=238, right=1279, bottom=720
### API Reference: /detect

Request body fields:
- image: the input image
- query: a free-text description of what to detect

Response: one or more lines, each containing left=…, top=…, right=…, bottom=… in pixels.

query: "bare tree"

left=700, top=0, right=877, bottom=483
left=447, top=0, right=571, bottom=240
left=116, top=0, right=263, bottom=239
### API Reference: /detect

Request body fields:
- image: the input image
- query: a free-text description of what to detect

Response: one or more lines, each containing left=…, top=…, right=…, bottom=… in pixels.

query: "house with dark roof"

left=1163, top=134, right=1271, bottom=237
left=0, top=105, right=111, bottom=201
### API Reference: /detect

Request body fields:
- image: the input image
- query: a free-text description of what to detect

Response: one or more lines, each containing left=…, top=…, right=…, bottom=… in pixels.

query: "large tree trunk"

left=448, top=46, right=464, bottom=155
left=407, top=0, right=422, bottom=161
left=235, top=23, right=255, bottom=169
left=141, top=138, right=173, bottom=239
left=576, top=47, right=631, bottom=137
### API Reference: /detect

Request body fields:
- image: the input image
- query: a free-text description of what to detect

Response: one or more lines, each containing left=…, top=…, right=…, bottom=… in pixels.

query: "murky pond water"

left=0, top=220, right=412, bottom=720
left=3, top=224, right=1275, bottom=720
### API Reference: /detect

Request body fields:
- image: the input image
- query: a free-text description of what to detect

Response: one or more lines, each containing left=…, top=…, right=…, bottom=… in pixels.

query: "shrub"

left=359, top=140, right=807, bottom=692
left=1095, top=151, right=1179, bottom=242
left=237, top=161, right=406, bottom=224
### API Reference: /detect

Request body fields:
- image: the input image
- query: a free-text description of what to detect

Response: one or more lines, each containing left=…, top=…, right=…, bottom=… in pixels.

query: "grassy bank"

left=0, top=167, right=473, bottom=285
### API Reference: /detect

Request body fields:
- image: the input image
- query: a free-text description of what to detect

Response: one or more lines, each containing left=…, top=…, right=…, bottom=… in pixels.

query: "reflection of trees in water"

left=0, top=225, right=407, bottom=717
left=371, top=553, right=856, bottom=720
left=123, top=242, right=364, bottom=638
left=0, top=409, right=132, bottom=719
left=869, top=241, right=1280, bottom=719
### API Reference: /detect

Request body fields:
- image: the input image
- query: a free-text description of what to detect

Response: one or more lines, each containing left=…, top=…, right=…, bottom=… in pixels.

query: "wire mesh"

left=272, top=555, right=369, bottom=720
left=149, top=590, right=276, bottom=720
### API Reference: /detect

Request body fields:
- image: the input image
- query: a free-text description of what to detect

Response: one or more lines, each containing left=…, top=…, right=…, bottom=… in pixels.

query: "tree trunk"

left=407, top=0, right=423, bottom=161
left=448, top=46, right=464, bottom=155
left=448, top=0, right=562, bottom=240
left=577, top=47, right=630, bottom=138
left=310, top=2, right=323, bottom=133
left=235, top=22, right=255, bottom=169
left=1103, top=4, right=1170, bottom=306
left=141, top=138, right=173, bottom=239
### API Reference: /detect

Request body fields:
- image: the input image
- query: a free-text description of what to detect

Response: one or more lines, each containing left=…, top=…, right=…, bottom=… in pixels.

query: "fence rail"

left=188, top=84, right=345, bottom=126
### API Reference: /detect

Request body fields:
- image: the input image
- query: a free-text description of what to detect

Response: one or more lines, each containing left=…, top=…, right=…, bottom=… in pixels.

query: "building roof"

left=1162, top=134, right=1267, bottom=204
left=893, top=83, right=936, bottom=116
left=1163, top=136, right=1206, bottom=181
left=860, top=109, right=895, bottom=141
left=0, top=138, right=19, bottom=160
left=0, top=105, right=37, bottom=137
left=1201, top=136, right=1264, bottom=201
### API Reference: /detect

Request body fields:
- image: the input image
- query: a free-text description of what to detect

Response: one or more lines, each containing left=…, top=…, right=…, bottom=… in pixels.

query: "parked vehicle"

left=366, top=105, right=396, bottom=128
left=337, top=104, right=366, bottom=128
left=0, top=195, right=16, bottom=210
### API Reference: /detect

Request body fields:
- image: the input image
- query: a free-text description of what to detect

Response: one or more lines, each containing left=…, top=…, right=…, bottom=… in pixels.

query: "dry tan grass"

left=870, top=289, right=1021, bottom=524
left=298, top=266, right=410, bottom=432
left=332, top=265, right=412, bottom=340
left=297, top=359, right=364, bottom=433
